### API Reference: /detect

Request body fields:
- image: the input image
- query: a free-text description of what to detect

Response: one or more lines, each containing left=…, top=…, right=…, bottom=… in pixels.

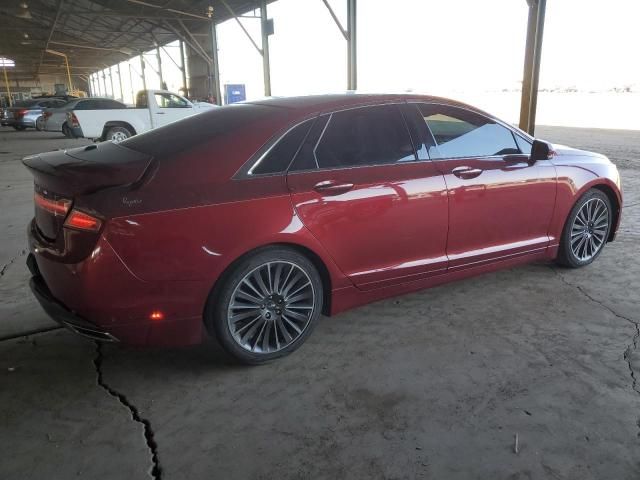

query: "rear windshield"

left=122, top=103, right=285, bottom=158
left=14, top=100, right=41, bottom=107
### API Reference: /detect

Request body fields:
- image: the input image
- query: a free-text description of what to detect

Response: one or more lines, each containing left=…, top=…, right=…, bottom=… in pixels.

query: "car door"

left=286, top=104, right=449, bottom=290
left=152, top=92, right=192, bottom=127
left=411, top=103, right=557, bottom=269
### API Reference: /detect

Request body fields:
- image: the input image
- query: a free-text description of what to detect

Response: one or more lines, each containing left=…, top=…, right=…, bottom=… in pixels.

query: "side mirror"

left=530, top=139, right=554, bottom=162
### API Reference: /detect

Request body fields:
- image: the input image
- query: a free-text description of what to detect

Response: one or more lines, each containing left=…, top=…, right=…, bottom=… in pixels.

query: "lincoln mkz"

left=24, top=94, right=622, bottom=363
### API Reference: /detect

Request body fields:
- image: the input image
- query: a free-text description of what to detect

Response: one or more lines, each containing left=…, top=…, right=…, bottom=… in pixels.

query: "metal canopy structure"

left=0, top=0, right=274, bottom=81
left=1, top=0, right=546, bottom=133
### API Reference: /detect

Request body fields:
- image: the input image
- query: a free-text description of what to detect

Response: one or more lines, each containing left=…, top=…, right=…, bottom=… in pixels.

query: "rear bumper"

left=27, top=226, right=207, bottom=347
left=3, top=119, right=34, bottom=128
left=28, top=254, right=118, bottom=342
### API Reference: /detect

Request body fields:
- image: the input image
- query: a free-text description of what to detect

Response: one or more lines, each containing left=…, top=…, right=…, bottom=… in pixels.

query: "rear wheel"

left=105, top=126, right=132, bottom=143
left=35, top=116, right=45, bottom=131
left=62, top=123, right=72, bottom=138
left=206, top=247, right=323, bottom=364
left=556, top=189, right=612, bottom=268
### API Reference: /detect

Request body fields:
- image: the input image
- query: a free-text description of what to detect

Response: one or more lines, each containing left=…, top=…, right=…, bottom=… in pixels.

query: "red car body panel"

left=23, top=94, right=623, bottom=347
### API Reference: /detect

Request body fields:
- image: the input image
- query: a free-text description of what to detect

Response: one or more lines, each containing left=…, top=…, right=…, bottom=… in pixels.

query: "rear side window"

left=417, top=104, right=520, bottom=158
left=251, top=119, right=314, bottom=175
left=313, top=105, right=415, bottom=169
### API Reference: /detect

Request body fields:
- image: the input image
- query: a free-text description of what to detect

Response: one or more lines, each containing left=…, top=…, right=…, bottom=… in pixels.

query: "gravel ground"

left=0, top=125, right=638, bottom=480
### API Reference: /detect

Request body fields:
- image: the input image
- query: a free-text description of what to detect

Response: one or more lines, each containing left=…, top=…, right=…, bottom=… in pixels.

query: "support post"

left=101, top=71, right=108, bottom=97
left=519, top=0, right=547, bottom=135
left=108, top=67, right=115, bottom=99
left=117, top=64, right=124, bottom=101
left=64, top=54, right=73, bottom=93
left=128, top=63, right=135, bottom=102
left=139, top=55, right=147, bottom=92
left=156, top=46, right=165, bottom=89
left=347, top=0, right=357, bottom=91
left=179, top=40, right=188, bottom=96
left=209, top=21, right=222, bottom=105
left=260, top=0, right=272, bottom=97
left=3, top=63, right=12, bottom=106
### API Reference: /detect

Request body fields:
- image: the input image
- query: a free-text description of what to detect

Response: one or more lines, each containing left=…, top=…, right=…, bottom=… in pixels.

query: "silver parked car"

left=42, top=97, right=126, bottom=137
left=2, top=98, right=67, bottom=130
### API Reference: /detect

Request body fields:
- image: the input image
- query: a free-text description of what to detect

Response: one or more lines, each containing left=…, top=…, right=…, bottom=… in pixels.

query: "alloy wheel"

left=110, top=131, right=129, bottom=143
left=227, top=261, right=316, bottom=354
left=570, top=197, right=609, bottom=262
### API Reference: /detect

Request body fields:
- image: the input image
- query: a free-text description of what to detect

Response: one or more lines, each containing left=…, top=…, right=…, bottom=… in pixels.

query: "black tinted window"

left=76, top=100, right=99, bottom=110
left=314, top=105, right=415, bottom=169
left=251, top=119, right=313, bottom=175
left=417, top=104, right=519, bottom=158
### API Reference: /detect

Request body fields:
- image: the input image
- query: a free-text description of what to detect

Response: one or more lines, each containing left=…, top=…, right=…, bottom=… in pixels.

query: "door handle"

left=155, top=112, right=166, bottom=114
left=451, top=166, right=483, bottom=179
left=313, top=180, right=354, bottom=195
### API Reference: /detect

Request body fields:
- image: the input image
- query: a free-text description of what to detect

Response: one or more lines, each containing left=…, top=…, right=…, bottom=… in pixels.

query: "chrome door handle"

left=313, top=180, right=354, bottom=195
left=451, top=166, right=483, bottom=179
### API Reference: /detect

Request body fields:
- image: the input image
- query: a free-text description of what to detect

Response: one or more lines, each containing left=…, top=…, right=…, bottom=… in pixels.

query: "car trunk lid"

left=23, top=142, right=153, bottom=241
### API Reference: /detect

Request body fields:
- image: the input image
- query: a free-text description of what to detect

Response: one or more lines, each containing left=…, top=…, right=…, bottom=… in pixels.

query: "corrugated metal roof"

left=0, top=0, right=273, bottom=80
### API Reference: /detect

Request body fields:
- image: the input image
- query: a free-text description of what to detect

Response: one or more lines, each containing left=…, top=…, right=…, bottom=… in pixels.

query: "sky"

left=90, top=0, right=640, bottom=128
left=215, top=0, right=640, bottom=98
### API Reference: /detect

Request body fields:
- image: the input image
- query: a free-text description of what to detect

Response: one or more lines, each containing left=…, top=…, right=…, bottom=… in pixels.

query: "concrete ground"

left=1, top=125, right=639, bottom=479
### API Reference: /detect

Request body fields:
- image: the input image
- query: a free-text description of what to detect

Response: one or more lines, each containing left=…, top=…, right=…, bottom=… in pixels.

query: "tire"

left=105, top=126, right=132, bottom=143
left=206, top=247, right=324, bottom=364
left=35, top=116, right=44, bottom=131
left=13, top=125, right=26, bottom=131
left=62, top=123, right=72, bottom=138
left=556, top=189, right=612, bottom=268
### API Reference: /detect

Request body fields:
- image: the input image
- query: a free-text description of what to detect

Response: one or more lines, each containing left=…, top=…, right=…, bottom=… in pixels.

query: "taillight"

left=64, top=209, right=102, bottom=232
left=34, top=192, right=71, bottom=217
left=69, top=112, right=79, bottom=127
left=16, top=108, right=28, bottom=118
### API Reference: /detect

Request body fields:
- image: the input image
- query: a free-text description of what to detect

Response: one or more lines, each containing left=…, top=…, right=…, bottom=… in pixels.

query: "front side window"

left=313, top=105, right=415, bottom=169
left=154, top=93, right=189, bottom=108
left=417, top=104, right=520, bottom=159
left=514, top=134, right=532, bottom=154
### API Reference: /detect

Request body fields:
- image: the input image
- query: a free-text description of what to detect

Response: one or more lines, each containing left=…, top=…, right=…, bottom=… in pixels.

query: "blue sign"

left=224, top=84, right=246, bottom=104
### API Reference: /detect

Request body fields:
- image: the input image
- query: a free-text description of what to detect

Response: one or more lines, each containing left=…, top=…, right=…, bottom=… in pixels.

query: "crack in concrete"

left=93, top=342, right=162, bottom=479
left=0, top=249, right=26, bottom=277
left=550, top=266, right=640, bottom=397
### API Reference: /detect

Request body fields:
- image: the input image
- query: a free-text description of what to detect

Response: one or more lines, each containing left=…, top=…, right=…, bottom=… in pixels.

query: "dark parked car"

left=23, top=94, right=622, bottom=363
left=2, top=98, right=67, bottom=130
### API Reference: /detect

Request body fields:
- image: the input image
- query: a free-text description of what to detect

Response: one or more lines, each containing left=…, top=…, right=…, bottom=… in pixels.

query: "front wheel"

left=105, top=126, right=132, bottom=143
left=206, top=247, right=323, bottom=364
left=556, top=189, right=612, bottom=268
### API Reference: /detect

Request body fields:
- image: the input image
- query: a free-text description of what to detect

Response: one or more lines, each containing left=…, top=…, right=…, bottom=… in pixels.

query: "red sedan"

left=24, top=94, right=622, bottom=363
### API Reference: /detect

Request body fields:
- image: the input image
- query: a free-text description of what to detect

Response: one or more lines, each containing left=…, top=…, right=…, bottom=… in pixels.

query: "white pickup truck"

left=68, top=89, right=216, bottom=142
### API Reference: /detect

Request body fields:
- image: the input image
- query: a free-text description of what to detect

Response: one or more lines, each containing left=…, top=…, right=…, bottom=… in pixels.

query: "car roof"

left=246, top=93, right=489, bottom=117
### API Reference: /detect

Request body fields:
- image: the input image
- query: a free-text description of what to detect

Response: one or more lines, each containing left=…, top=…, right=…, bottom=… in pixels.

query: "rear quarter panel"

left=74, top=109, right=150, bottom=138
